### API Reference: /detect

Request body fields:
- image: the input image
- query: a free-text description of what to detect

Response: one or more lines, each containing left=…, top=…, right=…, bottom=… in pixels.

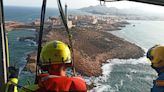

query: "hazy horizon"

left=4, top=0, right=164, bottom=10
left=4, top=2, right=164, bottom=15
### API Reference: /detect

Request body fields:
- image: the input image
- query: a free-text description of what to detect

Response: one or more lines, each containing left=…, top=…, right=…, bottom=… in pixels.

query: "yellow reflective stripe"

left=9, top=78, right=18, bottom=84
left=6, top=79, right=40, bottom=92
left=5, top=85, right=18, bottom=92
left=5, top=78, right=18, bottom=92
left=14, top=86, right=18, bottom=92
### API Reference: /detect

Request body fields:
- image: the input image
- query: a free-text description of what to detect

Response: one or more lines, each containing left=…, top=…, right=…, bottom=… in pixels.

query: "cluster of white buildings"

left=31, top=15, right=123, bottom=29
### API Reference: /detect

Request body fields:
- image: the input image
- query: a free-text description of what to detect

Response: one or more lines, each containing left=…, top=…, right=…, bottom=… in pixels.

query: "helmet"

left=40, top=40, right=71, bottom=66
left=147, top=45, right=164, bottom=68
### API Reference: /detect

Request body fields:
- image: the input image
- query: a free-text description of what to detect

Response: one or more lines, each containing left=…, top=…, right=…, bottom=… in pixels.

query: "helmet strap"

left=48, top=58, right=52, bottom=65
left=61, top=57, right=66, bottom=66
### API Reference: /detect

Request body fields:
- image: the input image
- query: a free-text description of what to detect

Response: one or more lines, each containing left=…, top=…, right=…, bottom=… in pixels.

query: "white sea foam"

left=89, top=57, right=152, bottom=92
left=25, top=39, right=37, bottom=46
left=126, top=74, right=133, bottom=81
left=106, top=57, right=150, bottom=65
left=18, top=56, right=27, bottom=75
left=26, top=28, right=36, bottom=31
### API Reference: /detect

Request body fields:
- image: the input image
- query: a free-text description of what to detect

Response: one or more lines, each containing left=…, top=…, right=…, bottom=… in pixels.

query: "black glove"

left=8, top=66, right=19, bottom=78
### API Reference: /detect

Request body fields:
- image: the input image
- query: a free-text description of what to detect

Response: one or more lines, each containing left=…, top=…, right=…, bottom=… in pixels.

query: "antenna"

left=100, top=0, right=106, bottom=6
left=65, top=4, right=68, bottom=23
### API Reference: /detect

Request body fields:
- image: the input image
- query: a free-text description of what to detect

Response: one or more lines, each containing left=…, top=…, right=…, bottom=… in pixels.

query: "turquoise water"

left=8, top=29, right=37, bottom=85
left=91, top=20, right=164, bottom=92
left=8, top=29, right=36, bottom=65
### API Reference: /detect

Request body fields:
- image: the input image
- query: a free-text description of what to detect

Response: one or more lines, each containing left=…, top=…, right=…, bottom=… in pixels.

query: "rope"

left=35, top=0, right=47, bottom=83
left=57, top=0, right=76, bottom=76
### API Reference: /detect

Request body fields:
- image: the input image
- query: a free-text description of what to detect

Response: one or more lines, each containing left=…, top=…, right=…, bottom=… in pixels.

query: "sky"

left=3, top=0, right=164, bottom=13
left=3, top=0, right=99, bottom=8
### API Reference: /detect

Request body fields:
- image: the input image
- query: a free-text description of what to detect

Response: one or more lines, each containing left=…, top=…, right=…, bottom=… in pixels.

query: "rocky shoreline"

left=6, top=16, right=144, bottom=77
left=5, top=21, right=36, bottom=31
left=24, top=26, right=144, bottom=77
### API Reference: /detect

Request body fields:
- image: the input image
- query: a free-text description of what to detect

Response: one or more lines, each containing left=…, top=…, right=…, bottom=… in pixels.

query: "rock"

left=24, top=52, right=37, bottom=73
left=5, top=21, right=36, bottom=31
left=17, top=36, right=36, bottom=42
left=24, top=26, right=144, bottom=77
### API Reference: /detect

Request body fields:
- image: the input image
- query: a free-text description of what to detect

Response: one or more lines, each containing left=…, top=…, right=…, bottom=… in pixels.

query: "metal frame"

left=100, top=0, right=164, bottom=6
left=0, top=0, right=9, bottom=91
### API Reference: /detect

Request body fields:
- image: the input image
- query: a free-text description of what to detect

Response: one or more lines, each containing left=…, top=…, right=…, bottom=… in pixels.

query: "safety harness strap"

left=35, top=0, right=47, bottom=83
left=57, top=0, right=76, bottom=76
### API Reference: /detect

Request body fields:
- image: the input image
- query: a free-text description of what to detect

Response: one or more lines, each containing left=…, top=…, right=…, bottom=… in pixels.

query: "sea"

left=90, top=21, right=164, bottom=92
left=4, top=6, right=164, bottom=92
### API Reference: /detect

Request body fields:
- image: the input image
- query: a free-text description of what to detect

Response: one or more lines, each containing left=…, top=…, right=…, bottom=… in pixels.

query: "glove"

left=9, top=66, right=19, bottom=78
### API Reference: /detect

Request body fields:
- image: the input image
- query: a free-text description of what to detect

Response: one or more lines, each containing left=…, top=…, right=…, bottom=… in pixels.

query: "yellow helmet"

left=40, top=40, right=71, bottom=65
left=147, top=45, right=164, bottom=68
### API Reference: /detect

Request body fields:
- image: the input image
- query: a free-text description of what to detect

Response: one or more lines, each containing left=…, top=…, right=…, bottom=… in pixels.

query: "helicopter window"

left=2, top=0, right=164, bottom=91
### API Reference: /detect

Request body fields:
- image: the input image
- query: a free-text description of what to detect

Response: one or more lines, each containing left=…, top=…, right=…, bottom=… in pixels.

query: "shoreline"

left=24, top=26, right=144, bottom=77
left=6, top=15, right=144, bottom=77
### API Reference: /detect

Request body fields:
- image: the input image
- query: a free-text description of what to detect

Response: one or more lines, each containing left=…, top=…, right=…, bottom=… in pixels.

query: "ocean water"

left=90, top=20, right=164, bottom=92
left=4, top=6, right=89, bottom=23
left=4, top=6, right=59, bottom=23
left=8, top=29, right=37, bottom=85
left=5, top=6, right=164, bottom=91
left=110, top=20, right=164, bottom=49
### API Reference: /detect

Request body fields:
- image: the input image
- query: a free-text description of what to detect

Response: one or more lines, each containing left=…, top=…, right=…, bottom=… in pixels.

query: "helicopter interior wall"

left=130, top=0, right=164, bottom=6
left=103, top=0, right=164, bottom=6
